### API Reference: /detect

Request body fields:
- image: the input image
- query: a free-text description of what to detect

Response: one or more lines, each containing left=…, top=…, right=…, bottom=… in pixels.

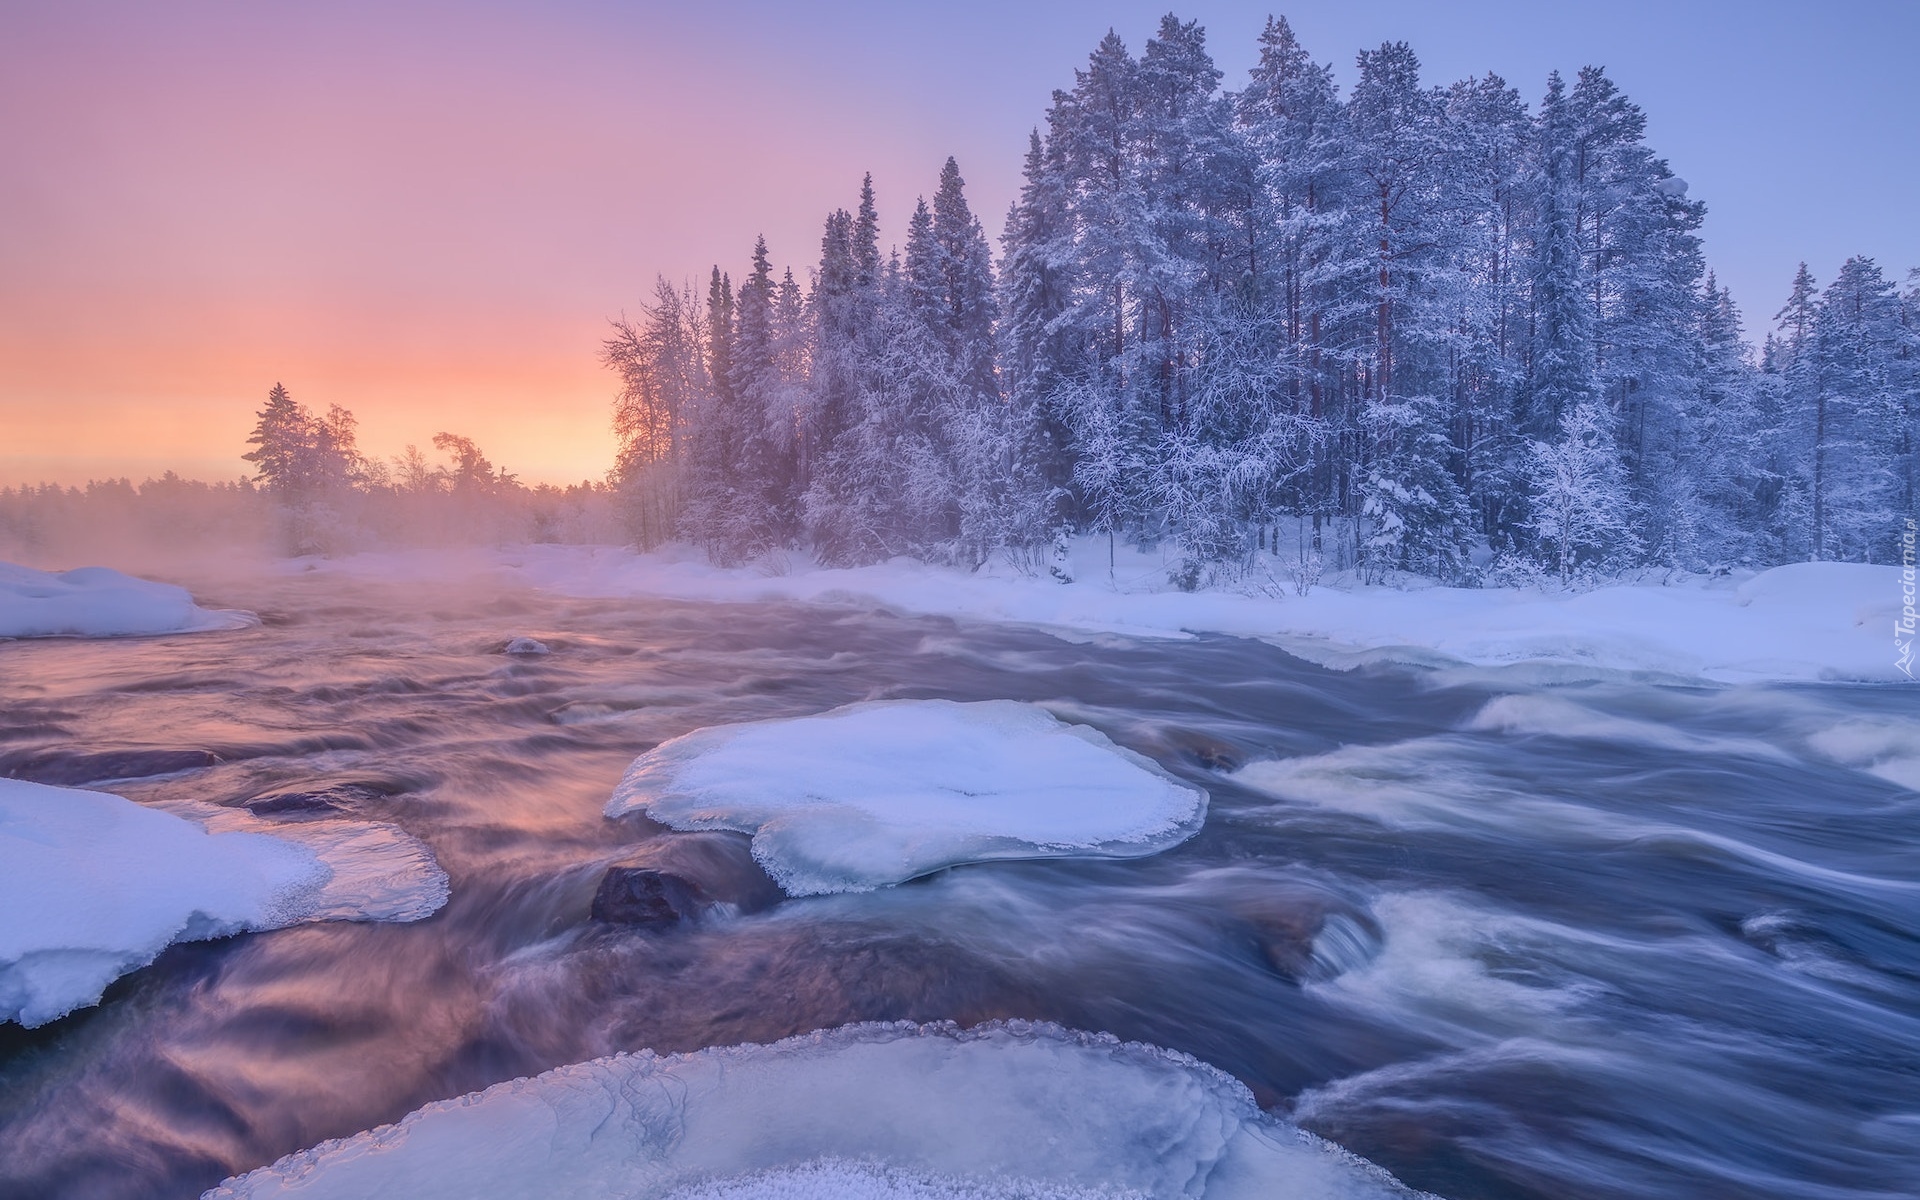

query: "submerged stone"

left=590, top=867, right=708, bottom=927
left=0, top=747, right=219, bottom=786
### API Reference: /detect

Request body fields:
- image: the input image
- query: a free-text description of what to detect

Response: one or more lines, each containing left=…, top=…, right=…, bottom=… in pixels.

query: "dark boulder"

left=598, top=830, right=786, bottom=913
left=590, top=867, right=710, bottom=928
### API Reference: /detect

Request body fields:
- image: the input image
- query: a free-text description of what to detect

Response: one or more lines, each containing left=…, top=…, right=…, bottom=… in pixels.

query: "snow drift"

left=606, top=699, right=1207, bottom=895
left=0, top=778, right=447, bottom=1027
left=205, top=1020, right=1426, bottom=1200
left=308, top=545, right=1908, bottom=685
left=0, top=562, right=254, bottom=639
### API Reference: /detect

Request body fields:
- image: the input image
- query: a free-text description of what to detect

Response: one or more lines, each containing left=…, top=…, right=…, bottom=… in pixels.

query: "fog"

left=0, top=473, right=627, bottom=578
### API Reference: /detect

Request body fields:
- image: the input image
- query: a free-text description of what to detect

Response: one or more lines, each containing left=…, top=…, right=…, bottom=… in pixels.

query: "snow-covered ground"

left=608, top=699, right=1207, bottom=895
left=0, top=562, right=254, bottom=639
left=0, top=778, right=448, bottom=1027
left=302, top=541, right=1907, bottom=685
left=206, top=1020, right=1426, bottom=1200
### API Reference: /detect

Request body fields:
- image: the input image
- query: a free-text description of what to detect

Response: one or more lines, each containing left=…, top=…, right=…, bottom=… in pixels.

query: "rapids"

left=1, top=566, right=1915, bottom=1199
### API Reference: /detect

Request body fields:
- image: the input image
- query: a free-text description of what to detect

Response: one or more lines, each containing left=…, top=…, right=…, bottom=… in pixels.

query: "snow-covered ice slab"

left=606, top=700, right=1206, bottom=895
left=0, top=778, right=447, bottom=1027
left=0, top=562, right=255, bottom=639
left=205, top=1020, right=1427, bottom=1200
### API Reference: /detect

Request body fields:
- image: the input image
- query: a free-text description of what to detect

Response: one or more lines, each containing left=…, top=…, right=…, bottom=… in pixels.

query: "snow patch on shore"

left=206, top=1021, right=1427, bottom=1200
left=607, top=700, right=1205, bottom=895
left=298, top=544, right=1906, bottom=685
left=0, top=562, right=254, bottom=639
left=0, top=778, right=447, bottom=1027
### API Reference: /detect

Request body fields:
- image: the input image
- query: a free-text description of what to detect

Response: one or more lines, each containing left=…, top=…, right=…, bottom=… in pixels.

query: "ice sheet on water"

left=206, top=1020, right=1429, bottom=1200
left=660, top=1158, right=1138, bottom=1199
left=0, top=778, right=447, bottom=1027
left=0, top=562, right=255, bottom=639
left=605, top=700, right=1207, bottom=895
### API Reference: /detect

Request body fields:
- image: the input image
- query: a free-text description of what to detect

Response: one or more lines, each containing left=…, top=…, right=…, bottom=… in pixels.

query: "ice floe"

left=206, top=1020, right=1427, bottom=1199
left=0, top=562, right=254, bottom=639
left=606, top=700, right=1207, bottom=895
left=0, top=778, right=447, bottom=1027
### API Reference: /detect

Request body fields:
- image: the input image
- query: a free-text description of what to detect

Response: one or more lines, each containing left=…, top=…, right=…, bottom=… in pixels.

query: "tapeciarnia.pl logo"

left=1899, top=518, right=1917, bottom=679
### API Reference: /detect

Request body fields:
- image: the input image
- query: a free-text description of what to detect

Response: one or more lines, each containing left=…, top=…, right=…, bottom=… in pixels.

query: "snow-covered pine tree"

left=1563, top=68, right=1708, bottom=562
left=1438, top=72, right=1531, bottom=542
left=1234, top=17, right=1345, bottom=544
left=1810, top=255, right=1907, bottom=560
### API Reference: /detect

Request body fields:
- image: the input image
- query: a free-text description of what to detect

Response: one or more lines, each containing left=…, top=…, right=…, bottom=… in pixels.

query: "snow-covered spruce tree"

left=1807, top=255, right=1908, bottom=560
left=707, top=237, right=801, bottom=563
left=804, top=263, right=964, bottom=566
left=1765, top=262, right=1822, bottom=559
left=998, top=130, right=1082, bottom=536
left=1360, top=396, right=1474, bottom=580
left=805, top=160, right=1005, bottom=568
left=1686, top=278, right=1780, bottom=566
left=677, top=268, right=735, bottom=559
left=242, top=382, right=366, bottom=553
left=1523, top=73, right=1594, bottom=442
left=917, top=159, right=1015, bottom=565
left=243, top=383, right=314, bottom=496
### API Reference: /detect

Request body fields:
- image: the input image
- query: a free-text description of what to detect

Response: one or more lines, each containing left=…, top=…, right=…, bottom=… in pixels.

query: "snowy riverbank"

left=0, top=562, right=254, bottom=639
left=298, top=541, right=1907, bottom=685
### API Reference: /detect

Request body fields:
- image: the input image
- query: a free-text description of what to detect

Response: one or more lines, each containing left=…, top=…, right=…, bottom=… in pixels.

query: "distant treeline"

left=604, top=15, right=1919, bottom=585
left=1, top=387, right=620, bottom=560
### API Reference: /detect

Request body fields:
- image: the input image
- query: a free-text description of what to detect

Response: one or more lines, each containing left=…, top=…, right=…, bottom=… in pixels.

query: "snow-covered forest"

left=605, top=15, right=1919, bottom=586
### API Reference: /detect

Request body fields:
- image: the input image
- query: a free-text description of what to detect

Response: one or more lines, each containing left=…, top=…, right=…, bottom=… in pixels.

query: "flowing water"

left=1, top=567, right=1917, bottom=1200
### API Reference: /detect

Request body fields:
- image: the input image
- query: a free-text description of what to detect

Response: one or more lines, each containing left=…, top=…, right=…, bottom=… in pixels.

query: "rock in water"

left=590, top=867, right=707, bottom=927
left=503, top=637, right=550, bottom=656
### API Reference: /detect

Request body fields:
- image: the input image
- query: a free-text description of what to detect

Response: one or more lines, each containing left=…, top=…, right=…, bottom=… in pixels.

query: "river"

left=1, top=566, right=1916, bottom=1199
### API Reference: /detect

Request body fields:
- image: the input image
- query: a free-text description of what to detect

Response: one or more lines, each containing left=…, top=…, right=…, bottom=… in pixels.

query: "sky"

left=3, top=0, right=1916, bottom=487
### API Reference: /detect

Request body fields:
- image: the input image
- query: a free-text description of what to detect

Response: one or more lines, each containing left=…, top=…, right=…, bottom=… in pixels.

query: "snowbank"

left=309, top=544, right=1907, bottom=684
left=206, top=1020, right=1425, bottom=1200
left=0, top=778, right=447, bottom=1027
left=0, top=562, right=254, bottom=639
left=608, top=700, right=1206, bottom=895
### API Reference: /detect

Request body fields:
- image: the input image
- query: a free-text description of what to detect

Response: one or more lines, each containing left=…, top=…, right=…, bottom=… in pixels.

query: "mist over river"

left=2, top=566, right=1916, bottom=1200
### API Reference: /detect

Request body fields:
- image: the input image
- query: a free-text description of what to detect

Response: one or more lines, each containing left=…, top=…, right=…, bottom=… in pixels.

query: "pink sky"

left=5, top=1, right=1915, bottom=487
left=1, top=3, right=1007, bottom=485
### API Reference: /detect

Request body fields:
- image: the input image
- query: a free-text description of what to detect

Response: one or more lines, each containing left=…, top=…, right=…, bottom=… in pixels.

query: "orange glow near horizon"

left=0, top=2, right=1018, bottom=490
left=0, top=327, right=619, bottom=488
